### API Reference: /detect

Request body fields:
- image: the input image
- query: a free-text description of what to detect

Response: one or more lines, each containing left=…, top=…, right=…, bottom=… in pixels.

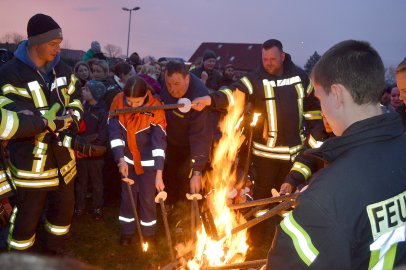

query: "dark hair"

left=165, top=61, right=189, bottom=77
left=262, top=39, right=283, bottom=51
left=74, top=61, right=90, bottom=74
left=312, top=40, right=384, bottom=105
left=123, top=75, right=148, bottom=98
left=112, top=62, right=132, bottom=77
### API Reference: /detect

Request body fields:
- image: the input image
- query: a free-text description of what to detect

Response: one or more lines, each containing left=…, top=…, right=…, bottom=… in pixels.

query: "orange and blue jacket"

left=108, top=91, right=167, bottom=174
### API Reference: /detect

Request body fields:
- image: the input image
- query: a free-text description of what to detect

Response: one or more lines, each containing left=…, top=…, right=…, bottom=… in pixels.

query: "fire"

left=186, top=90, right=249, bottom=269
left=142, top=242, right=149, bottom=252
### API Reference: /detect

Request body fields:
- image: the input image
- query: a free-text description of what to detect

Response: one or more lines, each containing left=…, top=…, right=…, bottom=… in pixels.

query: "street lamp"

left=122, top=6, right=140, bottom=58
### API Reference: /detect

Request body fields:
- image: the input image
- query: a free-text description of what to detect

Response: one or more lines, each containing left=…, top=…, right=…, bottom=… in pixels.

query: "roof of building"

left=189, top=42, right=262, bottom=72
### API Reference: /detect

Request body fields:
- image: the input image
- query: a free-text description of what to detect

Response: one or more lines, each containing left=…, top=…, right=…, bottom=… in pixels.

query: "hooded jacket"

left=0, top=41, right=83, bottom=190
left=267, top=113, right=406, bottom=269
left=210, top=53, right=323, bottom=162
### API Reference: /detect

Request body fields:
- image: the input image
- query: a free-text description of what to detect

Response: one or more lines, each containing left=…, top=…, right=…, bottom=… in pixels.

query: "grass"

left=63, top=199, right=275, bottom=270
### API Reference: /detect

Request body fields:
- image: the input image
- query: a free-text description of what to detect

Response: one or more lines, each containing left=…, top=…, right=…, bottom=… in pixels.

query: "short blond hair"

left=396, top=58, right=406, bottom=74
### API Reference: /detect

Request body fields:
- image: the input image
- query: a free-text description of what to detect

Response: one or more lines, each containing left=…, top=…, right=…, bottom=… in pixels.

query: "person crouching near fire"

left=108, top=75, right=167, bottom=246
left=265, top=40, right=406, bottom=269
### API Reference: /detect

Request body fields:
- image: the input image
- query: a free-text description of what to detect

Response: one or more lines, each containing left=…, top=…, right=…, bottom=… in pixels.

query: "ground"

left=63, top=200, right=275, bottom=270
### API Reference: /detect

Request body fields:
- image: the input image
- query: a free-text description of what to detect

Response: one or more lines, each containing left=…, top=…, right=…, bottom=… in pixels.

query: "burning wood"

left=228, top=193, right=299, bottom=210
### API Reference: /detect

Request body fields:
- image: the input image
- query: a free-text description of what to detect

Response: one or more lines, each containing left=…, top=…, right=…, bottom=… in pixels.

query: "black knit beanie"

left=203, top=50, right=217, bottom=62
left=27, top=14, right=63, bottom=46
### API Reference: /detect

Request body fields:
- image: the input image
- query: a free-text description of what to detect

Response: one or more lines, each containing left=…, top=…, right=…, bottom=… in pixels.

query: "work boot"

left=92, top=208, right=103, bottom=221
left=120, top=234, right=132, bottom=246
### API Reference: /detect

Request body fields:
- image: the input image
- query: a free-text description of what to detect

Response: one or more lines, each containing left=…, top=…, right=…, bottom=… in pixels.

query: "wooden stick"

left=204, top=259, right=267, bottom=270
left=159, top=199, right=175, bottom=261
left=231, top=201, right=294, bottom=235
left=228, top=193, right=299, bottom=210
left=126, top=183, right=144, bottom=248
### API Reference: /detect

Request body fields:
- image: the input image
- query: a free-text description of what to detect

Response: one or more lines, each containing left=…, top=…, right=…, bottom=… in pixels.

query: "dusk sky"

left=1, top=0, right=404, bottom=67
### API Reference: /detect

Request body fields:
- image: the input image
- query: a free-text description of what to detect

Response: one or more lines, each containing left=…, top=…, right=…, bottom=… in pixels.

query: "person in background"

left=380, top=86, right=395, bottom=113
left=74, top=80, right=108, bottom=221
left=138, top=64, right=161, bottom=94
left=395, top=58, right=406, bottom=129
left=266, top=40, right=406, bottom=270
left=190, top=50, right=222, bottom=92
left=108, top=75, right=166, bottom=246
left=91, top=59, right=120, bottom=110
left=157, top=57, right=168, bottom=87
left=390, top=85, right=402, bottom=111
left=83, top=41, right=107, bottom=62
left=220, top=63, right=236, bottom=88
left=74, top=61, right=91, bottom=87
left=128, top=52, right=142, bottom=73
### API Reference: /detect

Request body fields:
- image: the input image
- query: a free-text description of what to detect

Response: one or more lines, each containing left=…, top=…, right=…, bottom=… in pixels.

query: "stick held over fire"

left=110, top=98, right=194, bottom=116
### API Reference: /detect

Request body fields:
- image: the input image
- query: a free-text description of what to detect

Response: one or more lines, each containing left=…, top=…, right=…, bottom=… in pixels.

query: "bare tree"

left=1, top=32, right=24, bottom=44
left=104, top=44, right=122, bottom=58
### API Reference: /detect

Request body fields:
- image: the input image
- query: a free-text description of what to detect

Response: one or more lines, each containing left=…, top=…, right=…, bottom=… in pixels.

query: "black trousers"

left=8, top=181, right=74, bottom=252
left=251, top=156, right=293, bottom=200
left=163, top=144, right=192, bottom=205
left=76, top=158, right=104, bottom=210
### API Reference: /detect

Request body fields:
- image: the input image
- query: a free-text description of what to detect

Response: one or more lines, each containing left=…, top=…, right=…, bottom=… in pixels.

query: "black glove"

left=60, top=132, right=107, bottom=157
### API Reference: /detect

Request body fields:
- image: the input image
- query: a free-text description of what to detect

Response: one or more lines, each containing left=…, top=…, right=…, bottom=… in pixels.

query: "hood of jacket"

left=307, top=112, right=404, bottom=163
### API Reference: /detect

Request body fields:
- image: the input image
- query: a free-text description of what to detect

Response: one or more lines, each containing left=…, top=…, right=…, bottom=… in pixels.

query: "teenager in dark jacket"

left=395, top=59, right=406, bottom=130
left=74, top=80, right=108, bottom=221
left=266, top=40, right=406, bottom=270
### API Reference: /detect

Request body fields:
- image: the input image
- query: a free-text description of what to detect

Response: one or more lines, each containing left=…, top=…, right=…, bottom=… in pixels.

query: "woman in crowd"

left=108, top=75, right=166, bottom=246
left=74, top=61, right=91, bottom=87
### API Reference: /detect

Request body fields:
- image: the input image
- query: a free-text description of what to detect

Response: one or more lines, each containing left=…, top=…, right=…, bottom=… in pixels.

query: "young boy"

left=75, top=80, right=108, bottom=221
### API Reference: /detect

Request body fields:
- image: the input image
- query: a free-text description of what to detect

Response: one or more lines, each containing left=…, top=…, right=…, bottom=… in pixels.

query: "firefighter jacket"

left=210, top=54, right=322, bottom=162
left=0, top=41, right=83, bottom=190
left=267, top=113, right=406, bottom=270
left=0, top=96, right=47, bottom=198
left=160, top=73, right=213, bottom=172
left=108, top=91, right=167, bottom=174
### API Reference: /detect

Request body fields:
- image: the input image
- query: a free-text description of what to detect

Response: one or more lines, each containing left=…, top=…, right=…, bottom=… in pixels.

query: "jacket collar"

left=307, top=113, right=404, bottom=163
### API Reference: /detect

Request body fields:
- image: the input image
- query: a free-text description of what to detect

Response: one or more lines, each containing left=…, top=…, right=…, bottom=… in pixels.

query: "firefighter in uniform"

left=193, top=39, right=323, bottom=200
left=0, top=14, right=83, bottom=253
left=266, top=40, right=406, bottom=269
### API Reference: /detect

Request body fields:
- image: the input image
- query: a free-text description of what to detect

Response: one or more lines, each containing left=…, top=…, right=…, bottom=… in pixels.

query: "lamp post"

left=122, top=6, right=140, bottom=58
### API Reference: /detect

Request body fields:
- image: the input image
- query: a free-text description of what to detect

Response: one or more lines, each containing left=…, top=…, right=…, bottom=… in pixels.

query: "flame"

left=184, top=90, right=249, bottom=269
left=251, top=113, right=261, bottom=127
left=142, top=242, right=149, bottom=252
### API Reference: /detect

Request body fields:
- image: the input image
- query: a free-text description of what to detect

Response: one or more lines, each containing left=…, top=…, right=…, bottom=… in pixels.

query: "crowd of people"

left=0, top=13, right=405, bottom=269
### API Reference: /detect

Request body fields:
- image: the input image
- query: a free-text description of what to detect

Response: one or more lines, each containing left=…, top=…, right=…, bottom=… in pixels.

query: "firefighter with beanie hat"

left=0, top=13, right=84, bottom=254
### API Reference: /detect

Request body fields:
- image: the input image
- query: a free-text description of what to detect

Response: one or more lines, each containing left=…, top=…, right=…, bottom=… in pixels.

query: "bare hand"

left=190, top=175, right=202, bottom=194
left=279, top=183, right=293, bottom=195
left=201, top=71, right=208, bottom=83
left=18, top=110, right=34, bottom=116
left=118, top=158, right=128, bottom=178
left=192, top=96, right=211, bottom=111
left=155, top=170, right=165, bottom=192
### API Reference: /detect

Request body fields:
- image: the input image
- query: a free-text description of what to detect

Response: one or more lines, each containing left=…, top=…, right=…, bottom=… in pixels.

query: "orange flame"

left=185, top=90, right=248, bottom=269
left=142, top=242, right=149, bottom=252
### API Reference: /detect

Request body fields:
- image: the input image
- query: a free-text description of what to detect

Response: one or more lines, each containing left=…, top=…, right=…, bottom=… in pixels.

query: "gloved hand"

left=60, top=131, right=106, bottom=157
left=42, top=103, right=73, bottom=132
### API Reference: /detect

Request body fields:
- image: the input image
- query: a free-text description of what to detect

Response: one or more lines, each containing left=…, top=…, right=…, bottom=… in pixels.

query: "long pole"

left=126, top=10, right=132, bottom=58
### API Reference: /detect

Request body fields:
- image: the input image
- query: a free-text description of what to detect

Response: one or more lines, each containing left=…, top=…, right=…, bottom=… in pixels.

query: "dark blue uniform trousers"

left=119, top=166, right=157, bottom=237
